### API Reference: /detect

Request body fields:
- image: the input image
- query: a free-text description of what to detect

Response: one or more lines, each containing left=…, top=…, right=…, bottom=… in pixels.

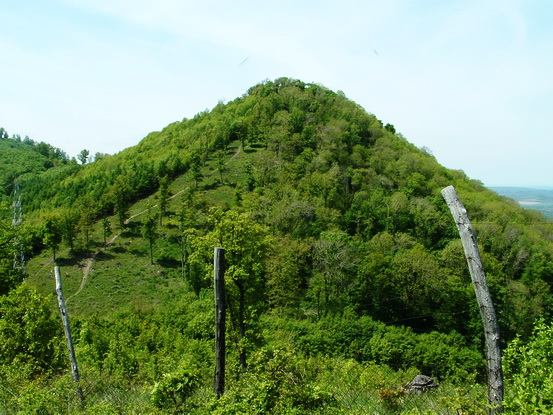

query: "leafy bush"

left=0, top=284, right=64, bottom=377
left=291, top=314, right=484, bottom=382
left=151, top=366, right=200, bottom=412
left=209, top=348, right=338, bottom=415
left=74, top=309, right=212, bottom=385
left=503, top=319, right=553, bottom=413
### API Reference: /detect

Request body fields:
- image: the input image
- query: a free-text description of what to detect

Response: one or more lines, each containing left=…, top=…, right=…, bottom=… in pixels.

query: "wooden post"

left=213, top=247, right=226, bottom=398
left=441, top=186, right=503, bottom=413
left=54, top=266, right=84, bottom=404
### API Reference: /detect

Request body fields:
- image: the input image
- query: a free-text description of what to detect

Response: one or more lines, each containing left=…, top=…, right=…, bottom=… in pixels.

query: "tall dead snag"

left=54, top=266, right=84, bottom=404
left=213, top=247, right=226, bottom=398
left=441, top=185, right=503, bottom=413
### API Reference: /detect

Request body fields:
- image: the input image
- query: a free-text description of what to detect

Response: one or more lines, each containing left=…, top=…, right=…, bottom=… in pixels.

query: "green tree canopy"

left=188, top=207, right=272, bottom=368
left=141, top=211, right=158, bottom=265
left=0, top=285, right=63, bottom=377
left=77, top=149, right=90, bottom=165
left=0, top=208, right=24, bottom=295
left=42, top=213, right=63, bottom=261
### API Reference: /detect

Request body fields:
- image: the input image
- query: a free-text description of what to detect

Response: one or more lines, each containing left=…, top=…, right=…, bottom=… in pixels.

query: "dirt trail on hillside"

left=68, top=145, right=243, bottom=299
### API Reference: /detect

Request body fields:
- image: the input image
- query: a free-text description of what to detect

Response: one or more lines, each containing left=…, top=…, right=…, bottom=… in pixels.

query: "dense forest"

left=1, top=78, right=553, bottom=413
left=0, top=128, right=73, bottom=203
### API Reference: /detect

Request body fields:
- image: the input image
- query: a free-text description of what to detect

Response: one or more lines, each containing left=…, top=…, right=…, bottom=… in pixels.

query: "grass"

left=25, top=140, right=260, bottom=318
left=20, top=141, right=491, bottom=414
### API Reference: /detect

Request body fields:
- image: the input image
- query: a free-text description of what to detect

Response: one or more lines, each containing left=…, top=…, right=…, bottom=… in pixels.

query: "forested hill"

left=3, top=77, right=553, bottom=412
left=0, top=130, right=71, bottom=204
left=9, top=77, right=553, bottom=334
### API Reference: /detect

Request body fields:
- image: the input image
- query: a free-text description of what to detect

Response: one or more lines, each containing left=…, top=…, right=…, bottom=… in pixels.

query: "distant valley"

left=490, top=186, right=553, bottom=218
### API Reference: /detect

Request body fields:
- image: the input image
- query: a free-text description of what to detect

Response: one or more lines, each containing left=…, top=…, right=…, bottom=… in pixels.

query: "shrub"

left=151, top=367, right=200, bottom=412
left=210, top=348, right=338, bottom=415
left=0, top=284, right=64, bottom=377
left=503, top=319, right=553, bottom=413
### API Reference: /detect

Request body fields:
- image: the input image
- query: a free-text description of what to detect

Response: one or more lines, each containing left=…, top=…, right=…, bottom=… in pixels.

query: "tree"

left=178, top=204, right=193, bottom=282
left=42, top=213, right=63, bottom=261
left=141, top=212, right=158, bottom=265
left=0, top=210, right=24, bottom=295
left=188, top=207, right=271, bottom=369
left=384, top=123, right=396, bottom=134
left=310, top=230, right=358, bottom=315
left=102, top=217, right=112, bottom=248
left=190, top=153, right=203, bottom=189
left=266, top=235, right=312, bottom=310
left=230, top=119, right=248, bottom=150
left=77, top=149, right=90, bottom=165
left=244, top=161, right=256, bottom=191
left=216, top=150, right=225, bottom=185
left=78, top=200, right=95, bottom=248
left=389, top=243, right=442, bottom=320
left=60, top=209, right=79, bottom=254
left=305, top=165, right=339, bottom=208
left=158, top=176, right=169, bottom=226
left=0, top=285, right=63, bottom=377
left=213, top=208, right=271, bottom=369
left=387, top=191, right=410, bottom=232
left=93, top=152, right=110, bottom=162
left=112, top=176, right=131, bottom=230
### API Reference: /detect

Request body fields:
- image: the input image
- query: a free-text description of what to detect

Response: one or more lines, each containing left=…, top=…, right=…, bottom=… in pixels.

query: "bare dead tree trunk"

left=441, top=186, right=503, bottom=413
left=54, top=266, right=84, bottom=405
left=214, top=247, right=226, bottom=398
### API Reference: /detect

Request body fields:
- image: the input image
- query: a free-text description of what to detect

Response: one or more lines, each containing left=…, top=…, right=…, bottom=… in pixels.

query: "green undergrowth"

left=25, top=140, right=254, bottom=317
left=0, top=285, right=488, bottom=414
left=6, top=77, right=553, bottom=413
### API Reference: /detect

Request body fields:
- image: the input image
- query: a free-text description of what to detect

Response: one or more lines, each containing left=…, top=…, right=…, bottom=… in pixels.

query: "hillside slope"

left=0, top=135, right=71, bottom=206
left=3, top=77, right=553, bottom=413
left=491, top=186, right=553, bottom=218
left=18, top=77, right=553, bottom=341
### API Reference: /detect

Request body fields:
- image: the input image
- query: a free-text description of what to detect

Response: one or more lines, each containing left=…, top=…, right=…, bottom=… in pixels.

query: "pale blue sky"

left=1, top=0, right=552, bottom=186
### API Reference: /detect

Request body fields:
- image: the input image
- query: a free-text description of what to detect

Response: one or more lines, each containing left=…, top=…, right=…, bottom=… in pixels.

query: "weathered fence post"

left=54, top=266, right=84, bottom=404
left=441, top=186, right=503, bottom=413
left=214, top=247, right=226, bottom=398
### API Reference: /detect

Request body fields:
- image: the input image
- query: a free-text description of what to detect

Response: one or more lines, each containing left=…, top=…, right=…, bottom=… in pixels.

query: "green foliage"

left=266, top=235, right=312, bottom=309
left=74, top=306, right=212, bottom=384
left=101, top=216, right=112, bottom=247
left=384, top=123, right=396, bottom=134
left=188, top=207, right=272, bottom=368
left=0, top=285, right=64, bottom=377
left=158, top=175, right=169, bottom=226
left=60, top=207, right=80, bottom=253
left=503, top=319, right=553, bottom=413
left=42, top=212, right=63, bottom=261
left=141, top=211, right=158, bottom=265
left=0, top=208, right=25, bottom=294
left=16, top=83, right=551, bottom=330
left=191, top=153, right=203, bottom=188
left=151, top=366, right=200, bottom=412
left=290, top=313, right=484, bottom=382
left=0, top=132, right=71, bottom=201
left=6, top=77, right=553, bottom=412
left=10, top=80, right=553, bottom=342
left=78, top=149, right=90, bottom=165
left=310, top=230, right=358, bottom=314
left=209, top=348, right=338, bottom=415
left=112, top=175, right=132, bottom=230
